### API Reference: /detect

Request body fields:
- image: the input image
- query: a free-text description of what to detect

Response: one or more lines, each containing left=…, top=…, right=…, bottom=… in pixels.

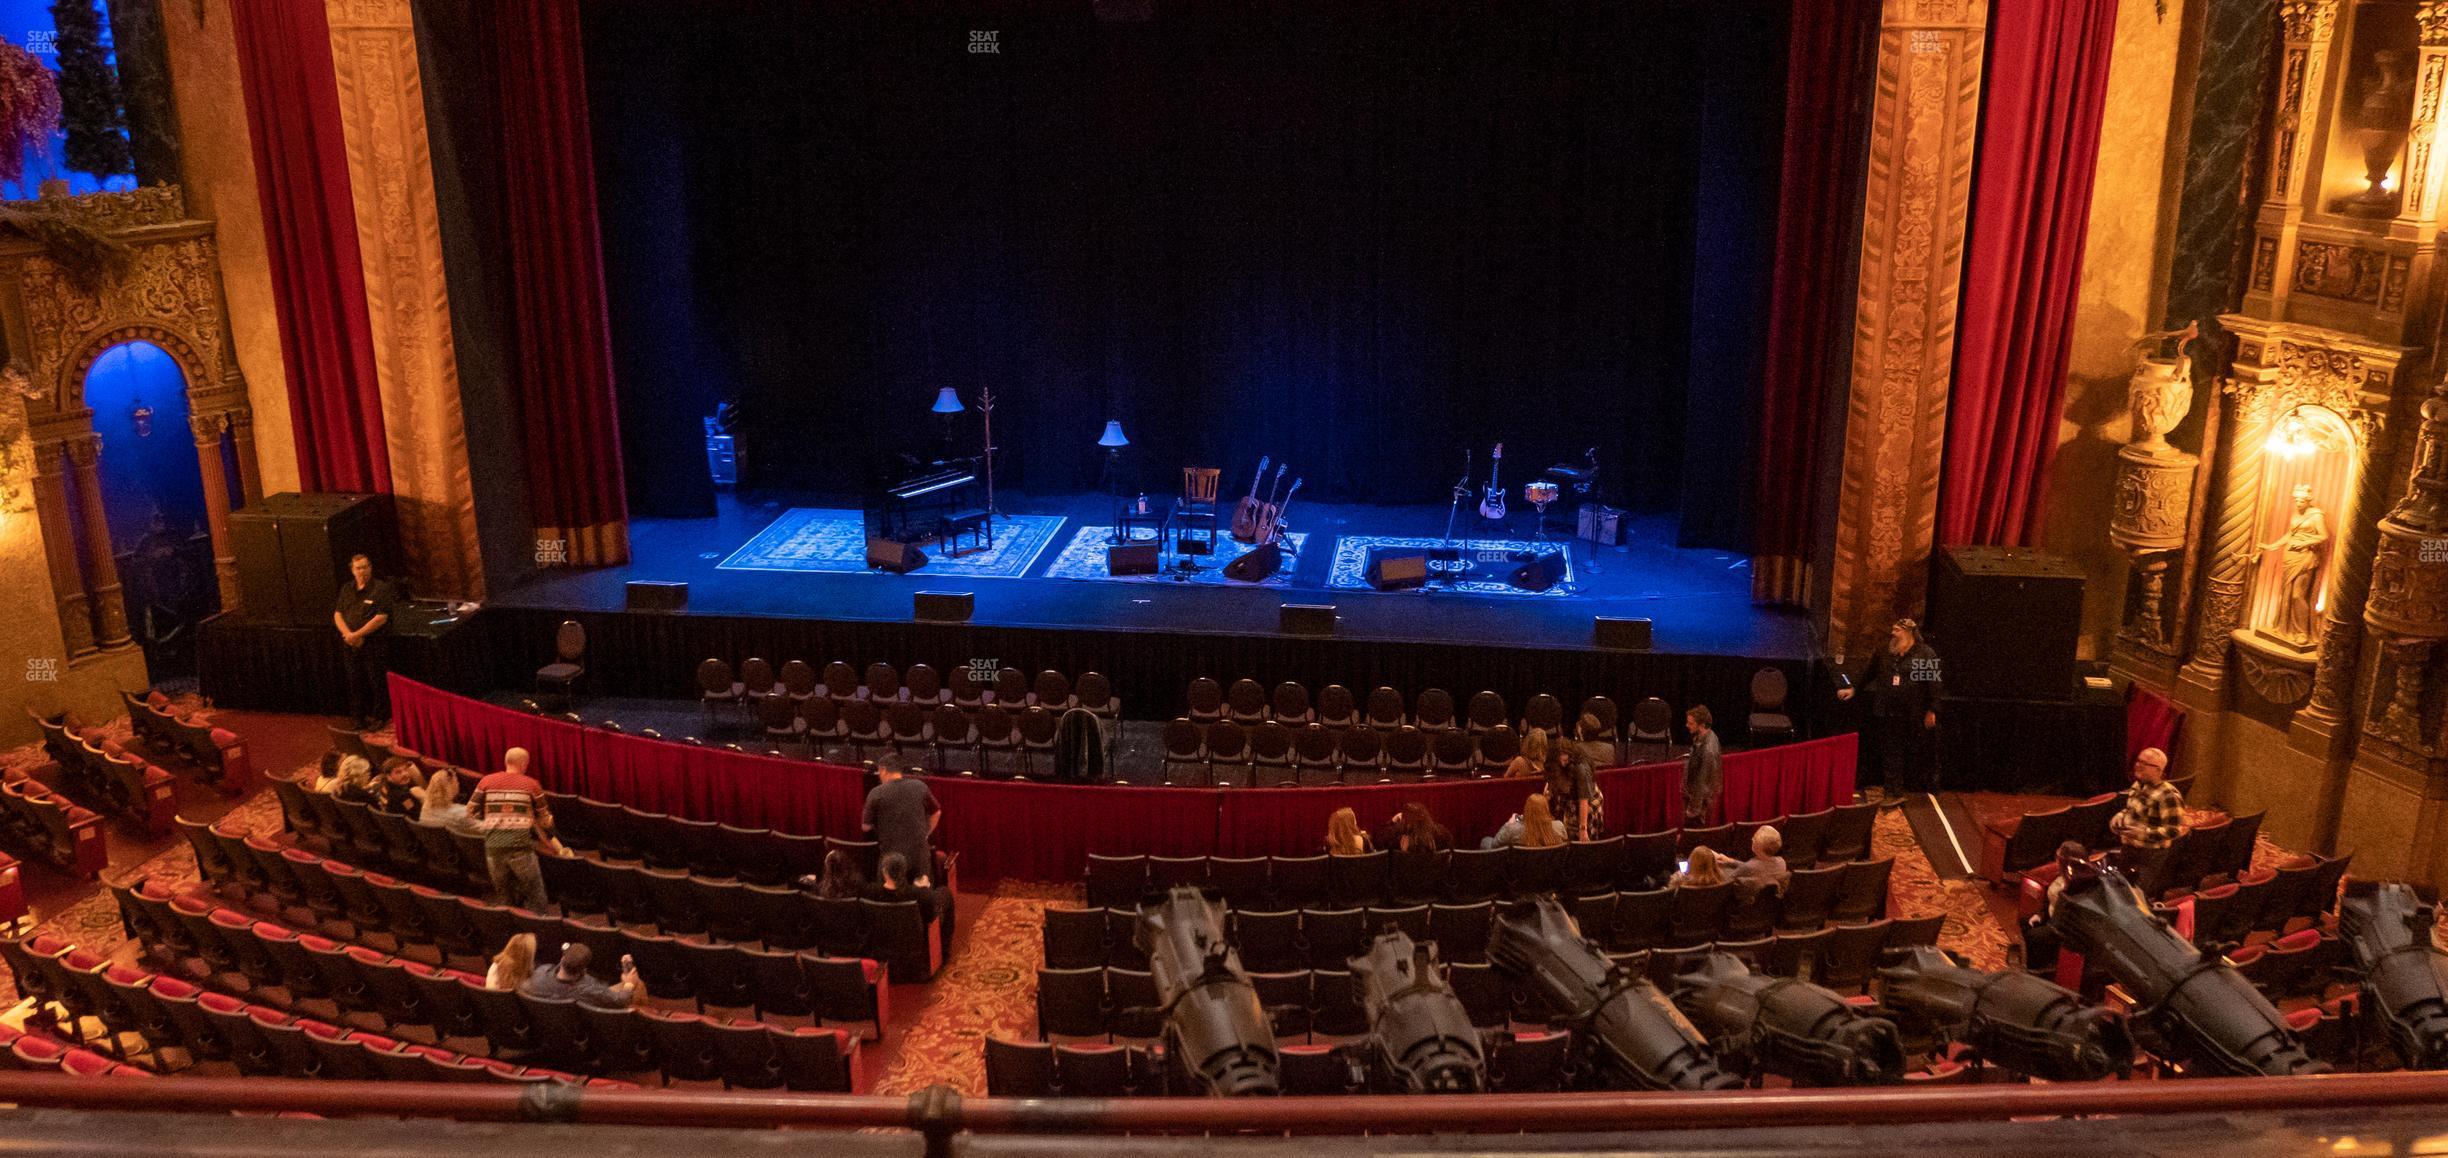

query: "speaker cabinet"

left=228, top=492, right=396, bottom=624
left=1225, top=543, right=1285, bottom=582
left=1281, top=603, right=1337, bottom=635
left=867, top=537, right=928, bottom=574
left=1926, top=545, right=2084, bottom=700
left=1594, top=616, right=1653, bottom=650
left=914, top=591, right=974, bottom=622
left=1508, top=550, right=1566, bottom=593
left=1368, top=553, right=1430, bottom=591
left=625, top=581, right=688, bottom=612
left=1107, top=542, right=1161, bottom=576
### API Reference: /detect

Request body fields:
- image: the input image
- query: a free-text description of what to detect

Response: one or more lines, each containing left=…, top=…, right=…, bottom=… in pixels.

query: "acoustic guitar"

left=1478, top=443, right=1507, bottom=520
left=1256, top=477, right=1303, bottom=546
left=1230, top=455, right=1274, bottom=543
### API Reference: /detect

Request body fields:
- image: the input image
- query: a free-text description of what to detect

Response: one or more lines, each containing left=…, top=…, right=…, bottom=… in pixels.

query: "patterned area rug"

left=1325, top=534, right=1575, bottom=597
left=870, top=880, right=1081, bottom=1096
left=718, top=508, right=1066, bottom=578
left=1042, top=526, right=1311, bottom=588
left=1874, top=806, right=2012, bottom=972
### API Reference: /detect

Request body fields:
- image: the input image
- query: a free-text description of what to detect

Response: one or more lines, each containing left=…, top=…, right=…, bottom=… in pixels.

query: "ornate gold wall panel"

left=1825, top=0, right=1989, bottom=659
left=325, top=0, right=484, bottom=599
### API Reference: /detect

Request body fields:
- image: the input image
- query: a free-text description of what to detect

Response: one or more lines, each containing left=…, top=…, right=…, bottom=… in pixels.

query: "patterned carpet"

left=1874, top=806, right=2012, bottom=972
left=718, top=508, right=1066, bottom=578
left=1042, top=526, right=1311, bottom=588
left=870, top=879, right=1081, bottom=1096
left=1325, top=534, right=1576, bottom=597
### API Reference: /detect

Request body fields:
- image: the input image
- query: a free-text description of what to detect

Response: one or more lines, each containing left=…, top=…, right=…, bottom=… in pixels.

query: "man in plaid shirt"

left=2109, top=747, right=2185, bottom=851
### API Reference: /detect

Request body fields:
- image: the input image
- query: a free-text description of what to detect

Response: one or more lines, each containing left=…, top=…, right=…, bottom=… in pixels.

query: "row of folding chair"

left=1048, top=869, right=1896, bottom=976
left=984, top=1030, right=1575, bottom=1096
left=107, top=880, right=869, bottom=1086
left=0, top=1020, right=149, bottom=1079
left=2224, top=928, right=2348, bottom=1001
left=0, top=930, right=638, bottom=1086
left=1186, top=680, right=1658, bottom=747
left=120, top=688, right=252, bottom=790
left=25, top=708, right=175, bottom=837
left=0, top=763, right=99, bottom=877
left=535, top=850, right=949, bottom=979
left=1157, top=719, right=1535, bottom=785
left=1082, top=817, right=1881, bottom=911
left=775, top=697, right=1089, bottom=778
left=703, top=659, right=1116, bottom=724
left=2026, top=852, right=2353, bottom=956
left=2141, top=809, right=2268, bottom=898
left=179, top=821, right=914, bottom=1013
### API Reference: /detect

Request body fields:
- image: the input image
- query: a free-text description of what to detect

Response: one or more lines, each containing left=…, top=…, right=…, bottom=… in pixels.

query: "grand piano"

left=865, top=456, right=989, bottom=553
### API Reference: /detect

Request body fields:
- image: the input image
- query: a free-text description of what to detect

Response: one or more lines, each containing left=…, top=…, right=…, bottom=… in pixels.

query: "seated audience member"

left=375, top=757, right=421, bottom=816
left=326, top=755, right=376, bottom=805
left=1484, top=792, right=1566, bottom=850
left=870, top=851, right=951, bottom=927
left=2108, top=747, right=2185, bottom=853
left=485, top=933, right=536, bottom=991
left=414, top=766, right=469, bottom=828
left=1672, top=845, right=1727, bottom=889
left=799, top=849, right=869, bottom=900
left=1570, top=712, right=1617, bottom=771
left=1378, top=802, right=1453, bottom=855
left=2019, top=841, right=2090, bottom=972
left=1325, top=806, right=1372, bottom=856
left=1545, top=759, right=1605, bottom=842
left=1732, top=825, right=1789, bottom=891
left=521, top=941, right=640, bottom=1009
left=1505, top=728, right=1551, bottom=780
left=309, top=751, right=344, bottom=794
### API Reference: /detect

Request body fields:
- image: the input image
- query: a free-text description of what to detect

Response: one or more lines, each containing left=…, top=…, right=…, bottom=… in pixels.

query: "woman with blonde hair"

left=1505, top=728, right=1550, bottom=779
left=325, top=755, right=374, bottom=804
left=1672, top=845, right=1727, bottom=889
left=1325, top=807, right=1371, bottom=856
left=1484, top=792, right=1566, bottom=849
left=484, top=932, right=536, bottom=991
left=415, top=766, right=467, bottom=828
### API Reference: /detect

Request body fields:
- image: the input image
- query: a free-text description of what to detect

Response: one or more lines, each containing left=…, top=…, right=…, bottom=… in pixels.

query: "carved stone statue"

left=2262, top=483, right=2330, bottom=646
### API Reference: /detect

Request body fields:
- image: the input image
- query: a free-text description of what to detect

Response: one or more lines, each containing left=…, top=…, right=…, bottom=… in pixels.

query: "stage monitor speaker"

left=1368, top=553, right=1430, bottom=592
left=914, top=591, right=974, bottom=622
left=1108, top=542, right=1161, bottom=577
left=625, top=581, right=688, bottom=612
left=1926, top=545, right=2084, bottom=700
left=1594, top=616, right=1653, bottom=650
left=1508, top=550, right=1566, bottom=593
left=867, top=537, right=927, bottom=575
left=1281, top=603, right=1337, bottom=635
left=1225, top=543, right=1284, bottom=582
left=228, top=492, right=396, bottom=624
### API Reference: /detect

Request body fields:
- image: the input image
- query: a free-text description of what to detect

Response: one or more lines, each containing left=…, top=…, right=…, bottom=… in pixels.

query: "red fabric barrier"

left=2124, top=683, right=2183, bottom=773
left=387, top=678, right=1857, bottom=883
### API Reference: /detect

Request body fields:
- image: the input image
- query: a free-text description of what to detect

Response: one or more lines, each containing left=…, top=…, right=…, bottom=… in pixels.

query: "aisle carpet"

left=1873, top=806, right=2011, bottom=972
left=869, top=880, right=1082, bottom=1097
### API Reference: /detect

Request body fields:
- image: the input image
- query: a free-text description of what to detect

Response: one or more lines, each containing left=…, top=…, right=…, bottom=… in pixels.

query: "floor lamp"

left=1100, top=420, right=1130, bottom=544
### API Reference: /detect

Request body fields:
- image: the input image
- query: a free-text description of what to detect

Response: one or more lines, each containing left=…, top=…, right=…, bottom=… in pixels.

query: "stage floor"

left=494, top=492, right=1814, bottom=661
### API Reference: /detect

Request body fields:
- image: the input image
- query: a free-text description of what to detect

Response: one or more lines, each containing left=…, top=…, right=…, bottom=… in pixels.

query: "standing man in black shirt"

left=1837, top=617, right=1942, bottom=804
left=333, top=553, right=399, bottom=730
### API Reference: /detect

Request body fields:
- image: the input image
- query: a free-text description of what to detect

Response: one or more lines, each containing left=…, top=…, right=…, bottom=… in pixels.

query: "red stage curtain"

left=1749, top=0, right=1879, bottom=605
left=388, top=678, right=1859, bottom=883
left=227, top=0, right=390, bottom=494
left=493, top=0, right=631, bottom=566
left=2124, top=682, right=2184, bottom=772
left=1938, top=0, right=2121, bottom=547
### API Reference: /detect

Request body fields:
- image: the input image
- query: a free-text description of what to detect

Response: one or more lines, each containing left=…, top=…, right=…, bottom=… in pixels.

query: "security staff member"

left=1837, top=617, right=1942, bottom=803
left=334, top=553, right=401, bottom=729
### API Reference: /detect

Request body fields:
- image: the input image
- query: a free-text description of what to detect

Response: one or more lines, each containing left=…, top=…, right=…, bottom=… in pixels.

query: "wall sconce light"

left=2266, top=410, right=2314, bottom=458
left=130, top=396, right=152, bottom=438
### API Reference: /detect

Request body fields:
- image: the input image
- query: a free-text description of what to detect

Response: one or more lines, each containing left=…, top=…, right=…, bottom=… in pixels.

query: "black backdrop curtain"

left=582, top=0, right=1784, bottom=521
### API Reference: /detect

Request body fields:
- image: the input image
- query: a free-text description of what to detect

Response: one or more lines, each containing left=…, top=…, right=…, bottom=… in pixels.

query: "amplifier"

left=1368, top=553, right=1430, bottom=591
left=914, top=591, right=974, bottom=622
left=625, top=581, right=688, bottom=612
left=1578, top=503, right=1626, bottom=546
left=1594, top=616, right=1653, bottom=650
left=1108, top=543, right=1161, bottom=576
left=1281, top=603, right=1338, bottom=635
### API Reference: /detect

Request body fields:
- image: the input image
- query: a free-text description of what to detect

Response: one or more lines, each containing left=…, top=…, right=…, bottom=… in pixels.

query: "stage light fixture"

left=1875, top=945, right=2132, bottom=1081
left=1671, top=951, right=1905, bottom=1086
left=2049, top=864, right=2325, bottom=1077
left=931, top=386, right=965, bottom=414
left=2339, top=880, right=2448, bottom=1070
left=1349, top=930, right=1485, bottom=1093
left=1134, top=886, right=1279, bottom=1096
left=1486, top=897, right=1742, bottom=1091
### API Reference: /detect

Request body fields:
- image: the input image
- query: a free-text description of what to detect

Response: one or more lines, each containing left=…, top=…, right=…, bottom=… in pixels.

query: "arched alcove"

left=79, top=339, right=218, bottom=678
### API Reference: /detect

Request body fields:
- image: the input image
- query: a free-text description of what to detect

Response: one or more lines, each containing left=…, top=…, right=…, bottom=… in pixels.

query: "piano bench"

left=939, top=510, right=992, bottom=557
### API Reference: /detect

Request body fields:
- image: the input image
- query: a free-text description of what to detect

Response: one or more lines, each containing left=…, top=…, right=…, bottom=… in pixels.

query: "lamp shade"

left=931, top=386, right=965, bottom=414
left=1097, top=420, right=1130, bottom=448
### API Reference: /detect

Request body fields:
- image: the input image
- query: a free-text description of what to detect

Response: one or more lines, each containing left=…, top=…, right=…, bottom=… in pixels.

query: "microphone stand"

left=1439, top=448, right=1472, bottom=589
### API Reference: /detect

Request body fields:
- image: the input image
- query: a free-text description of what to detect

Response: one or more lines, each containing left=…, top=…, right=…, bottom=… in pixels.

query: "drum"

left=1524, top=481, right=1561, bottom=506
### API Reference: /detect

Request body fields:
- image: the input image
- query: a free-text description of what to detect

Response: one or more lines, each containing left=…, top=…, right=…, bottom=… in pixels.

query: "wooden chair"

left=1177, top=467, right=1222, bottom=555
left=535, top=621, right=586, bottom=710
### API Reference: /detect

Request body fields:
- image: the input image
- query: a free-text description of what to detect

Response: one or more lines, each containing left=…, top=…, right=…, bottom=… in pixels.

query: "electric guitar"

left=1230, top=456, right=1276, bottom=543
left=1256, top=477, right=1303, bottom=546
left=1478, top=442, right=1507, bottom=520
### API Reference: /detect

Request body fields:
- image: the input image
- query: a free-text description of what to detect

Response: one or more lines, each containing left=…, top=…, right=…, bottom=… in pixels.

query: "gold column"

left=324, top=0, right=484, bottom=599
left=29, top=442, right=93, bottom=656
left=63, top=435, right=129, bottom=648
left=190, top=410, right=241, bottom=612
left=1824, top=0, right=1990, bottom=657
left=2244, top=2, right=2339, bottom=315
left=2179, top=386, right=2273, bottom=695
